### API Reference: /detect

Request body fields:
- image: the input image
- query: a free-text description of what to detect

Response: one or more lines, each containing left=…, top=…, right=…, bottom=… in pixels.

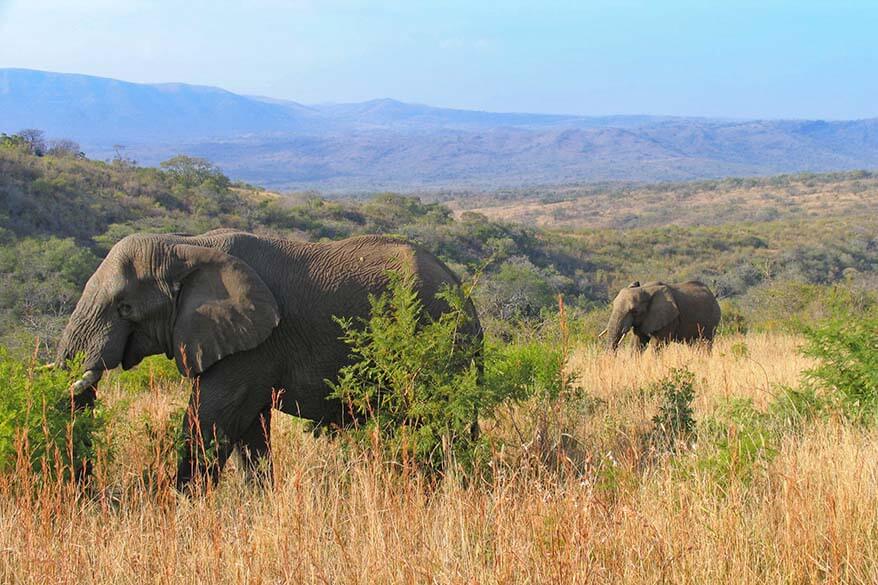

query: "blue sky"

left=1, top=0, right=875, bottom=119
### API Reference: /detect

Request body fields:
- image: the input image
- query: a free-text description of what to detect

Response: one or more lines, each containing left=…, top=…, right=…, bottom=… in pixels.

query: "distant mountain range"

left=2, top=68, right=877, bottom=191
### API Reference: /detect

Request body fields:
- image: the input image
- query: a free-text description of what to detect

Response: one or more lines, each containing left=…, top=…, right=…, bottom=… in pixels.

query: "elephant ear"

left=170, top=244, right=280, bottom=375
left=640, top=285, right=679, bottom=334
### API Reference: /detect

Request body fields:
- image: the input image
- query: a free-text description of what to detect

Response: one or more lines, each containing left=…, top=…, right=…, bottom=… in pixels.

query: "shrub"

left=694, top=386, right=826, bottom=485
left=643, top=368, right=697, bottom=452
left=802, top=307, right=878, bottom=418
left=768, top=385, right=827, bottom=428
left=112, top=355, right=183, bottom=394
left=484, top=340, right=565, bottom=404
left=160, top=155, right=230, bottom=190
left=0, top=349, right=107, bottom=478
left=695, top=398, right=776, bottom=485
left=742, top=282, right=876, bottom=332
left=475, top=256, right=562, bottom=321
left=479, top=297, right=586, bottom=474
left=328, top=272, right=485, bottom=471
left=729, top=341, right=750, bottom=359
left=718, top=301, right=748, bottom=335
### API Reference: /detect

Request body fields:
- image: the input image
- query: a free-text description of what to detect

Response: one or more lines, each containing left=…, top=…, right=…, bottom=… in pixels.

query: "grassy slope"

left=452, top=171, right=878, bottom=229
left=5, top=334, right=878, bottom=583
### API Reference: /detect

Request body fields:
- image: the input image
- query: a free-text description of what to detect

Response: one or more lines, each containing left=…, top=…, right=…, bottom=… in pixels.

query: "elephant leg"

left=236, top=405, right=272, bottom=485
left=637, top=333, right=650, bottom=351
left=176, top=381, right=238, bottom=493
left=176, top=354, right=281, bottom=492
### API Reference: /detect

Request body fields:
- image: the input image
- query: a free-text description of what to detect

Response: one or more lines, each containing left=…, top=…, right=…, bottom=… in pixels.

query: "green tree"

left=160, top=155, right=230, bottom=189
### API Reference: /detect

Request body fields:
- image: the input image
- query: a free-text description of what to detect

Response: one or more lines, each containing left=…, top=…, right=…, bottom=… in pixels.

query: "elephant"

left=54, top=229, right=482, bottom=490
left=604, top=280, right=721, bottom=351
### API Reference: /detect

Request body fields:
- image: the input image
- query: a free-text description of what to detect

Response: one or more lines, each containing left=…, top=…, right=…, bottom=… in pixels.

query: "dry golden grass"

left=453, top=176, right=878, bottom=229
left=4, top=333, right=877, bottom=584
left=571, top=333, right=810, bottom=410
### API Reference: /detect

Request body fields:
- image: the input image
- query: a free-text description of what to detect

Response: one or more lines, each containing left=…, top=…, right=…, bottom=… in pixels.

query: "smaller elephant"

left=604, top=280, right=721, bottom=351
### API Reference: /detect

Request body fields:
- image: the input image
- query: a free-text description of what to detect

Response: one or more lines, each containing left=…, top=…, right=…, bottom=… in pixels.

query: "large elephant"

left=605, top=280, right=720, bottom=351
left=55, top=229, right=482, bottom=489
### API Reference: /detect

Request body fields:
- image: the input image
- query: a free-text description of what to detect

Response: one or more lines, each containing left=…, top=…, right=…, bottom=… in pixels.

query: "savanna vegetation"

left=451, top=170, right=878, bottom=228
left=2, top=132, right=878, bottom=583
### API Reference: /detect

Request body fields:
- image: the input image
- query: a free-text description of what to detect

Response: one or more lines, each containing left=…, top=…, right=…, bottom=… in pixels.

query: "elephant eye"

left=117, top=302, right=134, bottom=319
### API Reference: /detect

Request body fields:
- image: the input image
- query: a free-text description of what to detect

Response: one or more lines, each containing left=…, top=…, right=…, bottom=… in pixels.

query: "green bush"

left=484, top=340, right=565, bottom=404
left=802, top=307, right=878, bottom=418
left=693, top=386, right=826, bottom=486
left=695, top=398, right=776, bottom=485
left=113, top=355, right=183, bottom=394
left=741, top=282, right=876, bottom=332
left=768, top=385, right=827, bottom=427
left=328, top=273, right=485, bottom=471
left=643, top=368, right=697, bottom=452
left=7, top=145, right=878, bottom=348
left=718, top=301, right=748, bottom=335
left=0, top=349, right=106, bottom=477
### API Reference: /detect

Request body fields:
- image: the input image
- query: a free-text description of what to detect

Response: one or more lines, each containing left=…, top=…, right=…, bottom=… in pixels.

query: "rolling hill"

left=2, top=68, right=877, bottom=191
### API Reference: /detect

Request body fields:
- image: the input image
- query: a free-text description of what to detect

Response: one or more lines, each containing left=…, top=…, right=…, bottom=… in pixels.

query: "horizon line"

left=4, top=66, right=875, bottom=124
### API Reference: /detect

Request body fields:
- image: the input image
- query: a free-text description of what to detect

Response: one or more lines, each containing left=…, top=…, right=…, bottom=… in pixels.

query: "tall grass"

left=4, top=334, right=878, bottom=584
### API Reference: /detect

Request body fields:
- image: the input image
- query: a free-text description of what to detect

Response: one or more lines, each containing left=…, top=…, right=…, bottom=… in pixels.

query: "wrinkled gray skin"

left=56, top=229, right=482, bottom=490
left=607, top=280, right=721, bottom=351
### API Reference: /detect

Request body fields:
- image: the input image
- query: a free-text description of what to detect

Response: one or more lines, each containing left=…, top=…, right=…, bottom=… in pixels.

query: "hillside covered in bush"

left=2, top=136, right=878, bottom=354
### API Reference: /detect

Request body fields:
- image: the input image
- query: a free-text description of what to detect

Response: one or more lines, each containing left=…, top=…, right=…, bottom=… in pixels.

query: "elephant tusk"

left=598, top=328, right=608, bottom=338
left=39, top=362, right=58, bottom=371
left=71, top=369, right=103, bottom=393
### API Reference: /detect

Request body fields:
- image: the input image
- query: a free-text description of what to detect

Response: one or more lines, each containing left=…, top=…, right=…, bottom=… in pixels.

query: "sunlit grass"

left=4, top=333, right=876, bottom=584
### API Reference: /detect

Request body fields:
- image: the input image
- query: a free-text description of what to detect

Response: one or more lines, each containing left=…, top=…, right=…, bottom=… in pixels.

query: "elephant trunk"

left=55, top=293, right=129, bottom=400
left=56, top=320, right=105, bottom=402
left=607, top=311, right=634, bottom=351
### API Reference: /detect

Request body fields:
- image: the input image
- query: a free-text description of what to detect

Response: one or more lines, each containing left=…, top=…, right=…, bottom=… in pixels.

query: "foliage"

left=10, top=129, right=47, bottom=156
left=717, top=300, right=748, bottom=335
left=802, top=306, right=878, bottom=418
left=0, top=133, right=30, bottom=152
left=0, top=349, right=106, bottom=477
left=475, top=256, right=568, bottom=321
left=4, top=143, right=878, bottom=356
left=484, top=340, right=566, bottom=404
left=643, top=368, right=697, bottom=452
left=328, top=273, right=484, bottom=471
left=0, top=237, right=100, bottom=356
left=694, top=398, right=776, bottom=485
left=47, top=139, right=84, bottom=158
left=768, top=385, right=828, bottom=428
left=112, top=355, right=183, bottom=395
left=692, top=386, right=829, bottom=486
left=159, top=155, right=231, bottom=190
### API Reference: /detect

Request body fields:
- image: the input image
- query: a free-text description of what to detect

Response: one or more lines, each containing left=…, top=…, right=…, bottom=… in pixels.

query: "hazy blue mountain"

left=0, top=68, right=323, bottom=143
left=2, top=68, right=877, bottom=191
left=308, top=98, right=676, bottom=130
left=173, top=121, right=878, bottom=191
